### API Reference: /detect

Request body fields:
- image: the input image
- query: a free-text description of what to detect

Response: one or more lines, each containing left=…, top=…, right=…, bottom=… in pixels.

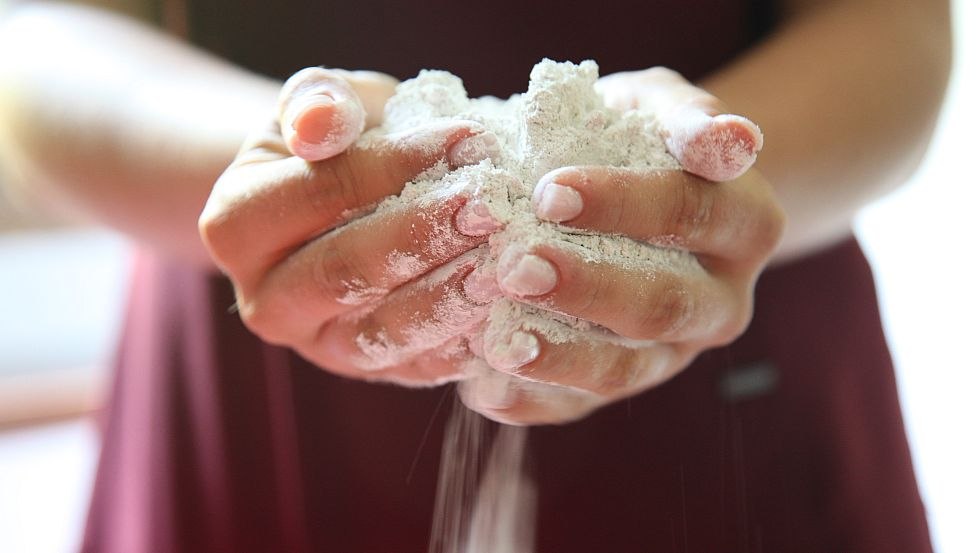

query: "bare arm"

left=0, top=1, right=280, bottom=265
left=702, top=0, right=952, bottom=263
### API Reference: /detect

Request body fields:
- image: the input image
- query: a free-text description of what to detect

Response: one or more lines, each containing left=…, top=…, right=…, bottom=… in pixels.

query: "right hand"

left=199, top=68, right=502, bottom=385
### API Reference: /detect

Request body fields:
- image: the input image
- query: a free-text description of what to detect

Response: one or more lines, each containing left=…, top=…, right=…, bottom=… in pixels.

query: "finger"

left=531, top=166, right=785, bottom=262
left=472, top=306, right=688, bottom=394
left=239, top=191, right=501, bottom=344
left=278, top=67, right=367, bottom=161
left=596, top=67, right=762, bottom=181
left=200, top=121, right=499, bottom=277
left=381, top=337, right=473, bottom=386
left=458, top=361, right=605, bottom=425
left=232, top=68, right=397, bottom=165
left=308, top=336, right=473, bottom=387
left=315, top=248, right=501, bottom=373
left=492, top=243, right=751, bottom=344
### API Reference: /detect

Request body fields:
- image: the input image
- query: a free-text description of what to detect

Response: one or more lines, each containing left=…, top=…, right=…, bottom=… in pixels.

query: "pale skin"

left=0, top=0, right=951, bottom=424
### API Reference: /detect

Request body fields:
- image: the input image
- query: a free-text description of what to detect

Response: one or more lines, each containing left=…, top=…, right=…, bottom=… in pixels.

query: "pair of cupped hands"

left=199, top=66, right=785, bottom=425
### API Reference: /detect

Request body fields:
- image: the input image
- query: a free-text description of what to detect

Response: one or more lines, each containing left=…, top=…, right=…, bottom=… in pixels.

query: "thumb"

left=278, top=67, right=396, bottom=161
left=596, top=67, right=763, bottom=182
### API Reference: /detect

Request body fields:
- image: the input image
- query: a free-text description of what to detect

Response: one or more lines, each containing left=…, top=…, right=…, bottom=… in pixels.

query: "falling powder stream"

left=428, top=400, right=535, bottom=553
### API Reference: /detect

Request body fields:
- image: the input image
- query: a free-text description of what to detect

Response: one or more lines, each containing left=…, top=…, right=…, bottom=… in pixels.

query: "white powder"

left=428, top=399, right=535, bottom=553
left=349, top=59, right=697, bottom=553
left=353, top=59, right=700, bottom=367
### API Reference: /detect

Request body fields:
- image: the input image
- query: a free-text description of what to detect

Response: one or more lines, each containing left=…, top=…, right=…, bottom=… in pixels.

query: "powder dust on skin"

left=339, top=59, right=694, bottom=552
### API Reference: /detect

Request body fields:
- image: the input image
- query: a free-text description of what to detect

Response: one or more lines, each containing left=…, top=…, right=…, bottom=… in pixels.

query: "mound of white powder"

left=353, top=59, right=702, bottom=373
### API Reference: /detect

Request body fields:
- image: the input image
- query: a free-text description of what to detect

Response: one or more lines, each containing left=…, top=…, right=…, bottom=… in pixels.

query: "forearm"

left=0, top=2, right=279, bottom=265
left=701, top=0, right=951, bottom=263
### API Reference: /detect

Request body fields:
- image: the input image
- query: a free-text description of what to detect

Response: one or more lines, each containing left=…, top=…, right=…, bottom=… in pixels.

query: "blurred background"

left=1, top=1, right=978, bottom=552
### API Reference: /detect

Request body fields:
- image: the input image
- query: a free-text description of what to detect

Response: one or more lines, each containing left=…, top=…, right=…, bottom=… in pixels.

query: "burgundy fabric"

left=181, top=0, right=774, bottom=93
left=81, top=1, right=932, bottom=552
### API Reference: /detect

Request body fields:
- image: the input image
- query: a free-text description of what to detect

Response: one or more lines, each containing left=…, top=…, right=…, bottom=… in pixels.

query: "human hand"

left=199, top=68, right=503, bottom=385
left=457, top=68, right=784, bottom=425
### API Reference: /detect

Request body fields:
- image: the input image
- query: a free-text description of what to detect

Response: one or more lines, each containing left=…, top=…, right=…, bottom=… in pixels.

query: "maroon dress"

left=82, top=1, right=933, bottom=552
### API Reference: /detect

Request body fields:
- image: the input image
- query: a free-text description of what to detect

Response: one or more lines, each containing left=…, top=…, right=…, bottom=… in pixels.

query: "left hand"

left=456, top=68, right=785, bottom=424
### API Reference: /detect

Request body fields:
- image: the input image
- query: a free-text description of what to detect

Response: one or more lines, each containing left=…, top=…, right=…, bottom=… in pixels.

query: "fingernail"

left=713, top=113, right=764, bottom=154
left=534, top=181, right=583, bottom=222
left=448, top=132, right=502, bottom=167
left=463, top=265, right=502, bottom=305
left=486, top=330, right=540, bottom=371
left=285, top=95, right=364, bottom=160
left=290, top=97, right=336, bottom=144
left=663, top=106, right=763, bottom=182
left=454, top=200, right=501, bottom=237
left=499, top=253, right=557, bottom=297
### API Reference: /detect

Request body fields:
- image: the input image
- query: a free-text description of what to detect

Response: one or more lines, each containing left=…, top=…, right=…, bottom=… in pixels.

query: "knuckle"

left=197, top=204, right=223, bottom=248
left=667, top=179, right=716, bottom=240
left=380, top=150, right=423, bottom=192
left=236, top=295, right=288, bottom=346
left=711, top=294, right=753, bottom=348
left=731, top=175, right=785, bottom=263
left=312, top=242, right=376, bottom=305
left=729, top=300, right=754, bottom=341
left=198, top=199, right=240, bottom=267
left=236, top=298, right=265, bottom=335
left=568, top=269, right=612, bottom=317
left=594, top=349, right=642, bottom=397
left=297, top=165, right=344, bottom=222
left=632, top=278, right=692, bottom=339
left=239, top=125, right=291, bottom=163
left=758, top=201, right=787, bottom=256
left=738, top=182, right=786, bottom=263
left=325, top=153, right=373, bottom=211
left=729, top=286, right=755, bottom=340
